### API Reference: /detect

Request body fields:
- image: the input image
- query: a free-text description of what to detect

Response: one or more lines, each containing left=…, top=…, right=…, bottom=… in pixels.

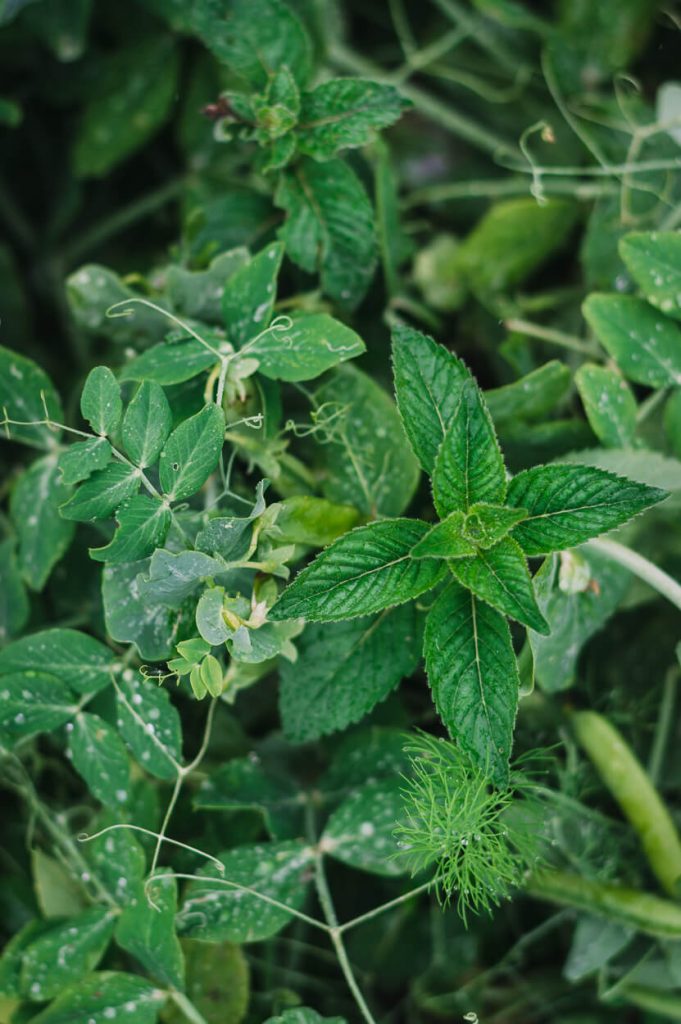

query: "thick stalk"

left=587, top=537, right=681, bottom=613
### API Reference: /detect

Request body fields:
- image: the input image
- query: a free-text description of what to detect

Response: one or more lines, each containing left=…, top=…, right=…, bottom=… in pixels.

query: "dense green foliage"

left=3, top=2, right=681, bottom=1022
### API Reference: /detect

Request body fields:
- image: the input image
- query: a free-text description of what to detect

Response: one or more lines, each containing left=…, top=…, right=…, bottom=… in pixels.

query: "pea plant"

left=4, top=1, right=681, bottom=1023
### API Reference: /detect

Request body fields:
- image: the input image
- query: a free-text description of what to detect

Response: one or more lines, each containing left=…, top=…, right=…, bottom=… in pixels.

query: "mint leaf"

left=116, top=670, right=182, bottom=781
left=222, top=241, right=283, bottom=348
left=575, top=363, right=637, bottom=448
left=0, top=671, right=76, bottom=745
left=448, top=537, right=550, bottom=634
left=90, top=495, right=171, bottom=564
left=391, top=324, right=469, bottom=473
left=464, top=503, right=529, bottom=549
left=249, top=313, right=365, bottom=381
left=0, top=628, right=114, bottom=696
left=159, top=403, right=224, bottom=501
left=279, top=604, right=422, bottom=742
left=0, top=345, right=62, bottom=450
left=58, top=437, right=112, bottom=485
left=80, top=366, right=122, bottom=437
left=115, top=872, right=184, bottom=990
left=411, top=512, right=477, bottom=559
left=29, top=972, right=165, bottom=1024
left=507, top=464, right=668, bottom=555
left=122, top=382, right=172, bottom=468
left=269, top=519, right=446, bottom=622
left=119, top=338, right=219, bottom=385
left=68, top=711, right=130, bottom=807
left=298, top=79, right=408, bottom=161
left=60, top=462, right=139, bottom=522
left=19, top=909, right=115, bottom=1002
left=11, top=456, right=74, bottom=589
left=583, top=293, right=681, bottom=388
left=432, top=380, right=506, bottom=517
left=322, top=778, right=408, bottom=876
left=275, top=157, right=376, bottom=309
left=424, top=583, right=519, bottom=784
left=619, top=231, right=681, bottom=321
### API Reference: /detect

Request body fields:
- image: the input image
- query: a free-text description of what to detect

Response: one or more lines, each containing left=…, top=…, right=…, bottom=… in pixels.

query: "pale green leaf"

left=424, top=583, right=520, bottom=783
left=90, top=495, right=172, bottom=564
left=103, top=559, right=176, bottom=661
left=138, top=549, right=224, bottom=608
left=298, top=78, right=408, bottom=160
left=19, top=909, right=116, bottom=1002
left=432, top=380, right=506, bottom=517
left=11, top=456, right=74, bottom=588
left=0, top=538, right=29, bottom=644
left=68, top=711, right=130, bottom=807
left=163, top=940, right=249, bottom=1024
left=80, top=366, right=122, bottom=437
left=122, top=382, right=172, bottom=468
left=279, top=603, right=422, bottom=742
left=119, top=338, right=219, bottom=385
left=166, top=248, right=249, bottom=324
left=391, top=324, right=470, bottom=473
left=32, top=850, right=86, bottom=919
left=560, top=447, right=681, bottom=497
left=58, top=437, right=112, bottom=485
left=67, top=266, right=168, bottom=347
left=0, top=628, right=114, bottom=696
left=583, top=293, right=681, bottom=388
left=116, top=670, right=182, bottom=781
left=115, top=872, right=184, bottom=990
left=269, top=519, right=446, bottom=622
left=274, top=495, right=360, bottom=547
left=322, top=777, right=408, bottom=876
left=0, top=344, right=62, bottom=449
left=195, top=587, right=230, bottom=645
left=619, top=231, right=681, bottom=321
left=29, top=971, right=165, bottom=1024
left=60, top=462, right=139, bottom=522
left=178, top=840, right=315, bottom=943
left=222, top=242, right=283, bottom=348
left=249, top=313, right=365, bottom=381
left=485, top=360, right=572, bottom=424
left=0, top=671, right=76, bottom=745
left=159, top=403, right=225, bottom=501
left=507, top=463, right=667, bottom=555
left=575, top=363, right=637, bottom=448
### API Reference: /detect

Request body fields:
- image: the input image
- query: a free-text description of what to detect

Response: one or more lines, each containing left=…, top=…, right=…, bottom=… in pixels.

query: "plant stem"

left=587, top=537, right=681, bottom=613
left=170, top=990, right=211, bottom=1024
left=338, top=881, right=432, bottom=934
left=504, top=317, right=599, bottom=357
left=405, top=177, right=618, bottom=206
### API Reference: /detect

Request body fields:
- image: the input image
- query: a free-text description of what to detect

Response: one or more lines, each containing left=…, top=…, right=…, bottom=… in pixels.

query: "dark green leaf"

left=298, top=78, right=408, bottom=160
left=159, top=403, right=225, bottom=501
left=29, top=971, right=165, bottom=1024
left=619, top=231, right=681, bottom=321
left=0, top=538, right=29, bottom=644
left=250, top=313, right=365, bottom=381
left=19, top=909, right=116, bottom=1001
left=80, top=366, right=122, bottom=437
left=485, top=361, right=572, bottom=424
left=115, top=872, right=184, bottom=990
left=166, top=249, right=248, bottom=324
left=103, top=559, right=176, bottom=661
left=0, top=628, right=114, bottom=696
left=116, top=670, right=182, bottom=781
left=119, top=338, right=219, bottom=385
left=68, top=711, right=130, bottom=807
left=60, top=462, right=139, bottom=522
left=322, top=778, right=408, bottom=876
left=583, top=293, right=681, bottom=388
left=0, top=345, right=63, bottom=449
left=90, top=495, right=172, bottom=564
left=138, top=549, right=224, bottom=608
left=222, top=241, right=283, bottom=348
left=122, top=382, right=172, bottom=468
left=575, top=363, right=637, bottom=448
left=58, top=437, right=112, bottom=485
left=0, top=671, right=76, bottom=745
left=195, top=757, right=298, bottom=839
left=11, top=457, right=74, bottom=589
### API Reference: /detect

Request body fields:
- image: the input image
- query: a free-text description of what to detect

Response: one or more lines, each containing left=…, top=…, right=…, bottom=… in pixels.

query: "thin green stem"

left=504, top=317, right=600, bottom=357
left=586, top=537, right=681, bottom=613
left=338, top=881, right=432, bottom=934
left=405, top=177, right=619, bottom=207
left=169, top=990, right=211, bottom=1024
left=648, top=667, right=679, bottom=786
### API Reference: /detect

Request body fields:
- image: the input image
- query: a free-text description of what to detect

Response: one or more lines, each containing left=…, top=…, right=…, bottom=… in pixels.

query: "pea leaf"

left=0, top=671, right=76, bottom=745
left=90, top=495, right=172, bottom=564
left=507, top=464, right=668, bottom=555
left=60, top=462, right=139, bottom=522
left=314, top=365, right=420, bottom=517
left=619, top=231, right=681, bottom=321
left=195, top=587, right=230, bottom=645
left=122, top=382, right=172, bottom=468
left=80, top=366, right=122, bottom=437
left=0, top=538, right=29, bottom=644
left=269, top=519, right=446, bottom=622
left=19, top=908, right=116, bottom=1002
left=583, top=294, right=681, bottom=388
left=391, top=324, right=470, bottom=473
left=177, top=840, right=315, bottom=943
left=102, top=560, right=177, bottom=661
left=73, top=37, right=180, bottom=178
left=84, top=825, right=146, bottom=908
left=322, top=778, right=408, bottom=876
left=279, top=603, right=423, bottom=742
left=138, top=549, right=225, bottom=608
left=298, top=79, right=409, bottom=161
left=195, top=480, right=267, bottom=559
left=0, top=628, right=114, bottom=696
left=29, top=971, right=165, bottom=1024
left=115, top=872, right=184, bottom=990
left=249, top=313, right=365, bottom=381
left=32, top=850, right=86, bottom=919
left=11, top=456, right=74, bottom=589
left=448, top=537, right=550, bottom=634
left=275, top=157, right=377, bottom=309
left=67, top=266, right=169, bottom=347
left=119, top=338, right=219, bottom=385
left=575, top=363, right=637, bottom=448
left=195, top=757, right=299, bottom=840
left=425, top=583, right=520, bottom=784
left=159, top=403, right=225, bottom=501
left=485, top=360, right=572, bottom=424
left=68, top=712, right=130, bottom=807
left=222, top=241, right=283, bottom=348
left=432, top=380, right=506, bottom=517
left=116, top=670, right=182, bottom=781
left=0, top=920, right=52, bottom=999
left=166, top=248, right=249, bottom=324
left=0, top=345, right=63, bottom=449
left=58, top=437, right=112, bottom=485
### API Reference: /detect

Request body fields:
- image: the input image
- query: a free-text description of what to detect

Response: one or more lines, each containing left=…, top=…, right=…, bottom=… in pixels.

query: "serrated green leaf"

left=313, top=365, right=420, bottom=517
left=115, top=872, right=184, bottom=990
left=68, top=712, right=130, bottom=807
left=322, top=777, right=408, bottom=876
left=298, top=78, right=408, bottom=161
left=178, top=840, right=315, bottom=943
left=159, top=404, right=224, bottom=501
left=449, top=537, right=550, bottom=634
left=103, top=559, right=176, bottom=661
left=0, top=344, right=63, bottom=449
left=583, top=293, right=681, bottom=388
left=0, top=671, right=76, bottom=745
left=90, top=495, right=171, bottom=564
left=432, top=380, right=506, bottom=517
left=464, top=503, right=529, bottom=548
left=391, top=324, right=470, bottom=473
left=411, top=512, right=477, bottom=559
left=138, top=549, right=224, bottom=608
left=575, top=363, right=637, bottom=448
left=0, top=538, right=29, bottom=644
left=80, top=366, right=122, bottom=437
left=485, top=360, right=572, bottom=424
left=507, top=463, right=667, bottom=555
left=20, top=908, right=116, bottom=1002
left=122, top=382, right=172, bottom=468
left=195, top=757, right=298, bottom=839
left=529, top=549, right=631, bottom=692
left=249, top=313, right=365, bottom=381
left=279, top=604, right=422, bottom=742
left=58, top=437, right=112, bottom=485
left=60, top=462, right=139, bottom=522
left=425, top=583, right=519, bottom=783
left=29, top=971, right=165, bottom=1024
left=269, top=519, right=446, bottom=622
left=222, top=242, right=283, bottom=348
left=619, top=231, right=681, bottom=321
left=274, top=495, right=360, bottom=547
left=73, top=37, right=180, bottom=178
left=0, top=628, right=114, bottom=696
left=116, top=670, right=182, bottom=780
left=11, top=456, right=74, bottom=589
left=119, top=338, right=219, bottom=385
left=275, top=157, right=376, bottom=309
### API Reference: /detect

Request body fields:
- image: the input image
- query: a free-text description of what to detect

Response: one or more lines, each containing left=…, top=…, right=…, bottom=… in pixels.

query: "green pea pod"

left=572, top=710, right=681, bottom=897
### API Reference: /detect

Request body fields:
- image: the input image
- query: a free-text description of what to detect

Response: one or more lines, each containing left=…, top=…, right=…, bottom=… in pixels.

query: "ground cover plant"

left=4, top=1, right=681, bottom=1022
